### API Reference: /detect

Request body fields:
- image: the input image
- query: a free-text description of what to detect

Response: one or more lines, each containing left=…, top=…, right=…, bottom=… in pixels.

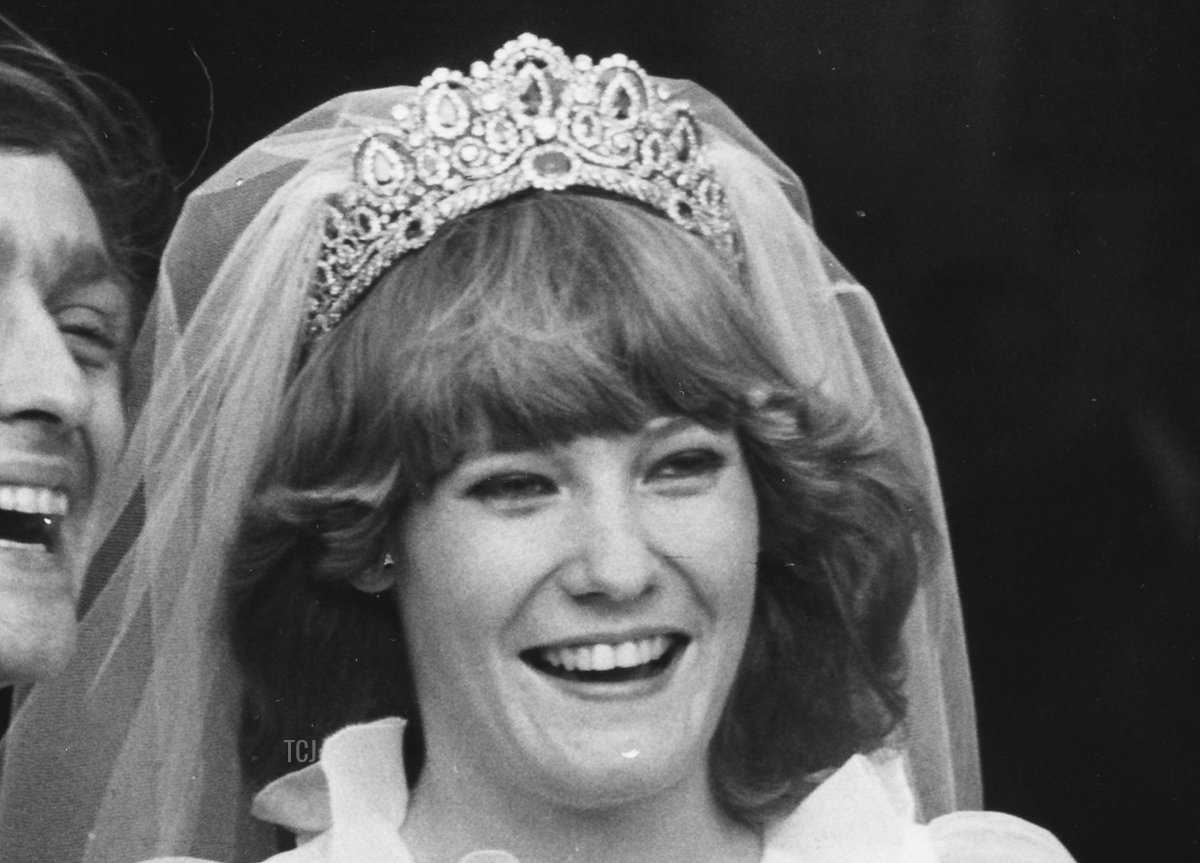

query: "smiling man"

left=0, top=23, right=173, bottom=692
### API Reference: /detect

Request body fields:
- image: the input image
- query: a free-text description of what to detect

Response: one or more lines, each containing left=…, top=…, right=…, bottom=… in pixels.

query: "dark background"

left=8, top=1, right=1199, bottom=860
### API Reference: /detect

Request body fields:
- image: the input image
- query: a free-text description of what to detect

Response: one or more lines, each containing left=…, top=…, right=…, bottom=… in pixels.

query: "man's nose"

left=0, top=292, right=89, bottom=429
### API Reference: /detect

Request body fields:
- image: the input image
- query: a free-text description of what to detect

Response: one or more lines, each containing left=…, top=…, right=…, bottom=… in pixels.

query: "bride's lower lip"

left=521, top=637, right=690, bottom=701
left=0, top=542, right=72, bottom=591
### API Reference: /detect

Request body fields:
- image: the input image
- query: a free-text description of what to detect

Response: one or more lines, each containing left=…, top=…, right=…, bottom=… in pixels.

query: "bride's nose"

left=558, top=490, right=659, bottom=603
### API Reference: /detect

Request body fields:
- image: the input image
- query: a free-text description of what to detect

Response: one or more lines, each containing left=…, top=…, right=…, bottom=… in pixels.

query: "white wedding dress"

left=151, top=719, right=1075, bottom=863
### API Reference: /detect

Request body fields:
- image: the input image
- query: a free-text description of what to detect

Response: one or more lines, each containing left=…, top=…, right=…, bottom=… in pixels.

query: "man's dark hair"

left=0, top=17, right=176, bottom=315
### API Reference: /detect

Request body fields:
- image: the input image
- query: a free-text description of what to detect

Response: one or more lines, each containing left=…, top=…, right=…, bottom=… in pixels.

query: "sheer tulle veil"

left=0, top=54, right=979, bottom=861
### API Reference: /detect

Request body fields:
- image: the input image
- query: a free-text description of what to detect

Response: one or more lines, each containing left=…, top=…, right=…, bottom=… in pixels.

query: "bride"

left=0, top=34, right=1074, bottom=863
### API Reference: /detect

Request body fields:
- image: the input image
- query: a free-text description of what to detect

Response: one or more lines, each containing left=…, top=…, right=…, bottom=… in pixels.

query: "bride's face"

left=396, top=416, right=759, bottom=810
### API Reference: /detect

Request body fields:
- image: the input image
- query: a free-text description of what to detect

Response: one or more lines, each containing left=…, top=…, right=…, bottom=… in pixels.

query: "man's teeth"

left=0, top=485, right=69, bottom=517
left=541, top=636, right=672, bottom=672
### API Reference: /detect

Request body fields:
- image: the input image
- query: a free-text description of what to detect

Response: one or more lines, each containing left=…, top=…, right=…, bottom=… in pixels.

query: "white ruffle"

left=147, top=717, right=1074, bottom=863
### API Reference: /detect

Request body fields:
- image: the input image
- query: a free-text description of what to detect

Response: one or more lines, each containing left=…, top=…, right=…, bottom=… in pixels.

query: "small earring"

left=351, top=552, right=398, bottom=594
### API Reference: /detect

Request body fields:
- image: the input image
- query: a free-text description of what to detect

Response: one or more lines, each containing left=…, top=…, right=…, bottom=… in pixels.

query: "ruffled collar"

left=252, top=718, right=934, bottom=863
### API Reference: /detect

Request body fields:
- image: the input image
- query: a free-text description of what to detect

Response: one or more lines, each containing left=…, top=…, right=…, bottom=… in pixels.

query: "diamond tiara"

left=306, top=33, right=738, bottom=342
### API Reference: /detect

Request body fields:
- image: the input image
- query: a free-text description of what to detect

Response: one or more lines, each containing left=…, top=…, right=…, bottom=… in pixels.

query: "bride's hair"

left=228, top=191, right=921, bottom=825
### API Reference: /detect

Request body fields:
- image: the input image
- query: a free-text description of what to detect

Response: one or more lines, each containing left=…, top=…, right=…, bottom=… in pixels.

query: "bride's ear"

left=351, top=551, right=397, bottom=593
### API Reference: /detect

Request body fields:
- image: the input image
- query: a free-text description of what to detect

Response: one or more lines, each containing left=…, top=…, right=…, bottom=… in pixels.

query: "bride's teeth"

left=575, top=646, right=594, bottom=671
left=539, top=636, right=676, bottom=674
left=592, top=644, right=616, bottom=671
left=0, top=485, right=69, bottom=517
left=40, top=488, right=67, bottom=516
left=614, top=641, right=639, bottom=667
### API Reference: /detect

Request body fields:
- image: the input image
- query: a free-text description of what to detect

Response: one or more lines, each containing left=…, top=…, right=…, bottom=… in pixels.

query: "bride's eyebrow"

left=464, top=426, right=552, bottom=455
left=642, top=416, right=702, bottom=443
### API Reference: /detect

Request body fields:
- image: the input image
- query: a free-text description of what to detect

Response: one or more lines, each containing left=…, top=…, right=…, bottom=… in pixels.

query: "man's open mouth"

left=521, top=634, right=689, bottom=684
left=0, top=486, right=67, bottom=551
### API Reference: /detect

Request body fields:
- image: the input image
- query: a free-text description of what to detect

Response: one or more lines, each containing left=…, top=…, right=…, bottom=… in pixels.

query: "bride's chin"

left=513, top=740, right=701, bottom=813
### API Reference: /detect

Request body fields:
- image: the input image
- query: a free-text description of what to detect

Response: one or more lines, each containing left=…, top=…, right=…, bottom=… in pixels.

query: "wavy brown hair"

left=228, top=192, right=922, bottom=825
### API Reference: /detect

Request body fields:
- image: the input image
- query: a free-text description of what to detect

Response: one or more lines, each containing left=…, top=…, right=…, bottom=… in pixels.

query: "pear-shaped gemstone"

left=640, top=132, right=666, bottom=169
left=517, top=66, right=552, bottom=117
left=670, top=114, right=699, bottom=163
left=371, top=150, right=394, bottom=184
left=435, top=95, right=457, bottom=126
left=601, top=70, right=644, bottom=121
left=427, top=85, right=470, bottom=138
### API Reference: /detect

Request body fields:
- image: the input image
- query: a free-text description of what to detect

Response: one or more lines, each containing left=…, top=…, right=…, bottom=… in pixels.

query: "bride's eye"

left=466, top=472, right=558, bottom=508
left=646, top=448, right=727, bottom=493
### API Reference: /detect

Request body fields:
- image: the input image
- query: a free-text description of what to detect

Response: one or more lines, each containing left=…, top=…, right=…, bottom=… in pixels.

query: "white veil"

left=0, top=55, right=979, bottom=863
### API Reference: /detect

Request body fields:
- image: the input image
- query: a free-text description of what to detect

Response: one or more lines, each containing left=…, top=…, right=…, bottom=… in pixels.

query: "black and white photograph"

left=2, top=2, right=1196, bottom=862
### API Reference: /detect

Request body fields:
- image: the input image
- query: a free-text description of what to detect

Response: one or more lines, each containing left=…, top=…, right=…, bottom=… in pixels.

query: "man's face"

left=0, top=151, right=132, bottom=684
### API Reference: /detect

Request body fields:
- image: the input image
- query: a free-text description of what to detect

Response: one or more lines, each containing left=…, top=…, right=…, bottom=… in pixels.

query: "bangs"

left=311, top=192, right=784, bottom=486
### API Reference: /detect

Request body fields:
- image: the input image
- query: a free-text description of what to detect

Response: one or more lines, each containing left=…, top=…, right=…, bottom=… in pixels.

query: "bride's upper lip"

left=525, top=627, right=690, bottom=652
left=0, top=457, right=81, bottom=497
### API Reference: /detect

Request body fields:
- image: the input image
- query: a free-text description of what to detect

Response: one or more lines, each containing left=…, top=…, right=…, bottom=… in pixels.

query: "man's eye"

left=648, top=449, right=726, bottom=485
left=467, top=473, right=558, bottom=504
left=57, top=308, right=121, bottom=368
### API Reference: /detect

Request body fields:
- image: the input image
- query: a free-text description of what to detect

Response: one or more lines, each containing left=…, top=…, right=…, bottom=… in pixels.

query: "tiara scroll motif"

left=307, top=33, right=738, bottom=341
